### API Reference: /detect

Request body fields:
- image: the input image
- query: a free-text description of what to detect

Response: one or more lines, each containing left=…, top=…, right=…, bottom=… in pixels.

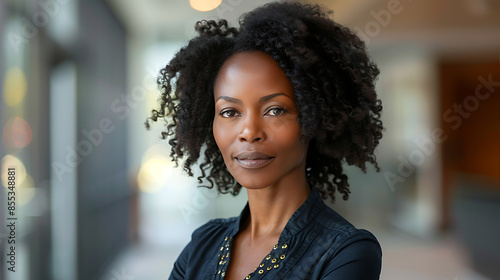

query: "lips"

left=234, top=151, right=275, bottom=169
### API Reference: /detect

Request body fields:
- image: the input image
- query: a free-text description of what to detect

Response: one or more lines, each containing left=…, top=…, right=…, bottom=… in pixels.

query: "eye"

left=266, top=107, right=287, bottom=116
left=219, top=109, right=240, bottom=118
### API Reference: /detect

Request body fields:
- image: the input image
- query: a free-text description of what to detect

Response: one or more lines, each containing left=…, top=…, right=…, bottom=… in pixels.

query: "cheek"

left=212, top=121, right=223, bottom=149
left=268, top=118, right=288, bottom=134
left=268, top=118, right=302, bottom=145
left=273, top=120, right=307, bottom=159
left=212, top=120, right=232, bottom=157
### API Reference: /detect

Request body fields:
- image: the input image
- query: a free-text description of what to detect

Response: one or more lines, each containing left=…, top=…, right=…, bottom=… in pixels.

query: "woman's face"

left=213, top=51, right=309, bottom=190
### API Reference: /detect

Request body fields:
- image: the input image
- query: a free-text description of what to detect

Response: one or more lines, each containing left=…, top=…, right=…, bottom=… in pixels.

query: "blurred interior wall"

left=74, top=1, right=129, bottom=279
left=2, top=0, right=131, bottom=279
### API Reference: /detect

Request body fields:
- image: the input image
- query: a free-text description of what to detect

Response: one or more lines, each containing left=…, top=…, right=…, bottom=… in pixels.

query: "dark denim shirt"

left=169, top=187, right=382, bottom=279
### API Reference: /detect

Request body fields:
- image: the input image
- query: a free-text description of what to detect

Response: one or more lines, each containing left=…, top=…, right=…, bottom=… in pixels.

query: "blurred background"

left=0, top=0, right=499, bottom=279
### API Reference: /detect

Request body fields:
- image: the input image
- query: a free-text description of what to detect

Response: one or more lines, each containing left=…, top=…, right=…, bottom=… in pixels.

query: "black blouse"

left=168, top=186, right=382, bottom=279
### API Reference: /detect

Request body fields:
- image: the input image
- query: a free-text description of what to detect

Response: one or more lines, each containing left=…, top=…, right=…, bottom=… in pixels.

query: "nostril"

left=238, top=122, right=265, bottom=142
left=238, top=136, right=262, bottom=143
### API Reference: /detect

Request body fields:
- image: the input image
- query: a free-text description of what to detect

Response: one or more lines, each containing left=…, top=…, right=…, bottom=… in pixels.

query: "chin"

left=237, top=178, right=271, bottom=190
left=232, top=172, right=274, bottom=190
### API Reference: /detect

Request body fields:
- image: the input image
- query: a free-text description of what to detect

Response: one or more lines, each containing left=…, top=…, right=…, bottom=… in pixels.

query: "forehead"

left=214, top=51, right=294, bottom=99
left=219, top=51, right=280, bottom=75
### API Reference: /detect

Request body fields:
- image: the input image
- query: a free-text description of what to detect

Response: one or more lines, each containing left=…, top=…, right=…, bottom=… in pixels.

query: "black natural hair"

left=145, top=2, right=383, bottom=202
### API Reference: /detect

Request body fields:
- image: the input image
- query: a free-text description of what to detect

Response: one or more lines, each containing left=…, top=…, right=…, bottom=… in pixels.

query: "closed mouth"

left=235, top=158, right=275, bottom=169
left=234, top=151, right=275, bottom=169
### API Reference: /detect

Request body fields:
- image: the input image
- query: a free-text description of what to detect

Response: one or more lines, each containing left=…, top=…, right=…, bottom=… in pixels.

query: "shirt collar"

left=233, top=186, right=323, bottom=241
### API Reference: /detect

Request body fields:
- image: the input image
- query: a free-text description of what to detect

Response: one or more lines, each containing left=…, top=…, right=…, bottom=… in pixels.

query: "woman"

left=146, top=2, right=384, bottom=279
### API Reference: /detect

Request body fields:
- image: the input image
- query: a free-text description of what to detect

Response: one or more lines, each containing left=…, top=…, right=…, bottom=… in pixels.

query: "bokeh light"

left=2, top=116, right=33, bottom=149
left=189, top=0, right=222, bottom=12
left=137, top=156, right=174, bottom=193
left=137, top=144, right=175, bottom=193
left=18, top=173, right=35, bottom=206
left=3, top=67, right=27, bottom=107
left=1, top=154, right=27, bottom=188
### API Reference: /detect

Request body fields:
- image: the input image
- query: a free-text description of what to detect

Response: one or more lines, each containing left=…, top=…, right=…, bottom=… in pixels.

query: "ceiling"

left=107, top=0, right=500, bottom=54
left=106, top=0, right=384, bottom=41
left=107, top=0, right=280, bottom=40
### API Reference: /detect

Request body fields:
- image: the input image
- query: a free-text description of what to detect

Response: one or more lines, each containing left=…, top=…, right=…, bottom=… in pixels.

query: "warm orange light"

left=189, top=0, right=222, bottom=12
left=2, top=116, right=33, bottom=149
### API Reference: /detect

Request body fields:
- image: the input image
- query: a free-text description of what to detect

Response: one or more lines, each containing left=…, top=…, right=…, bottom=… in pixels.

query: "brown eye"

left=220, top=109, right=240, bottom=118
left=266, top=107, right=287, bottom=116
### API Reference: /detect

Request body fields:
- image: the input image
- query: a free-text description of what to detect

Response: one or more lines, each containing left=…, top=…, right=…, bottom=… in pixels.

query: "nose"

left=238, top=113, right=266, bottom=143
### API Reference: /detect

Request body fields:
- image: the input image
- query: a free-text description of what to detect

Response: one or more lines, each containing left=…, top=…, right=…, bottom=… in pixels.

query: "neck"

left=244, top=174, right=310, bottom=243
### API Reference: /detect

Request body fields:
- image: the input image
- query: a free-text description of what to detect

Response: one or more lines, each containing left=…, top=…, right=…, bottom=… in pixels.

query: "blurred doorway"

left=440, top=61, right=500, bottom=279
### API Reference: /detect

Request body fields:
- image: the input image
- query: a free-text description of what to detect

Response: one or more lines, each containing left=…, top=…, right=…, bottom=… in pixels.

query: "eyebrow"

left=216, top=93, right=291, bottom=104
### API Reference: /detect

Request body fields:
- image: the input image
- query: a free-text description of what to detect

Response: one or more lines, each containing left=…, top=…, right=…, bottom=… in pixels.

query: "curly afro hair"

left=145, top=2, right=383, bottom=202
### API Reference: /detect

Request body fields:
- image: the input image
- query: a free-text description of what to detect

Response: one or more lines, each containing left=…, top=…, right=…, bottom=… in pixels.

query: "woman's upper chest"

left=224, top=232, right=279, bottom=280
left=212, top=228, right=298, bottom=280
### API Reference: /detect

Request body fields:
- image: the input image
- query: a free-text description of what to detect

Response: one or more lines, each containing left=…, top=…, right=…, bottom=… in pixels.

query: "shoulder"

left=190, top=216, right=239, bottom=242
left=312, top=202, right=381, bottom=255
left=315, top=202, right=377, bottom=236
left=168, top=217, right=240, bottom=279
left=308, top=204, right=382, bottom=278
